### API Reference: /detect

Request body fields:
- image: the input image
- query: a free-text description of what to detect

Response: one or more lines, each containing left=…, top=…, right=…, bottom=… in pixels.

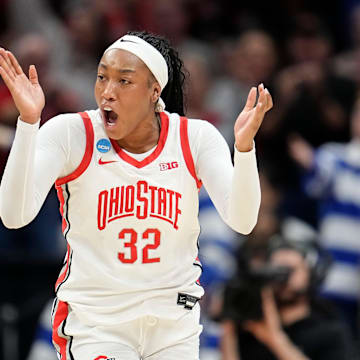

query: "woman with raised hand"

left=0, top=31, right=272, bottom=359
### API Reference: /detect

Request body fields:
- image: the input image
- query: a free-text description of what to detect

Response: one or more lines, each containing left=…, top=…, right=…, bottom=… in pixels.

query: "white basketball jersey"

left=54, top=110, right=204, bottom=326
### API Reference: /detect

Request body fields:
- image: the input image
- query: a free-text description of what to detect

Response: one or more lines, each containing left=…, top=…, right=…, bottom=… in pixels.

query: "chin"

left=103, top=119, right=126, bottom=140
left=104, top=128, right=123, bottom=141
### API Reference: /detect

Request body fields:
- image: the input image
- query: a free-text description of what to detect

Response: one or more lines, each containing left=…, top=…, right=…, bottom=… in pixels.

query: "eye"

left=120, top=79, right=130, bottom=85
left=97, top=74, right=105, bottom=81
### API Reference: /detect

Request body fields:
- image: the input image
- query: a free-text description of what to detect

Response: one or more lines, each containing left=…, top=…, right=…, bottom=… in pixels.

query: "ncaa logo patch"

left=96, top=138, right=111, bottom=153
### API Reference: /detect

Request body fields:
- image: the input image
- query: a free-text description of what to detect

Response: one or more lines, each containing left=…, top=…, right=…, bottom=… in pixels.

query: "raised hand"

left=0, top=48, right=45, bottom=124
left=234, top=84, right=273, bottom=152
left=243, top=287, right=282, bottom=345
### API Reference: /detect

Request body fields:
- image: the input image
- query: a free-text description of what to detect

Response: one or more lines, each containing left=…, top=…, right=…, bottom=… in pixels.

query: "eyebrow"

left=99, top=63, right=136, bottom=73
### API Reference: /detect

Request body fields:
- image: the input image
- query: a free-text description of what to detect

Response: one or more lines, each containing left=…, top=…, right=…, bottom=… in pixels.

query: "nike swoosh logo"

left=120, top=39, right=137, bottom=43
left=98, top=158, right=117, bottom=165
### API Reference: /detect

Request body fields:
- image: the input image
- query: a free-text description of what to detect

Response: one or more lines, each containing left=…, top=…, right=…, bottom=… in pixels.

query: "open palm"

left=0, top=48, right=45, bottom=124
left=234, top=84, right=273, bottom=152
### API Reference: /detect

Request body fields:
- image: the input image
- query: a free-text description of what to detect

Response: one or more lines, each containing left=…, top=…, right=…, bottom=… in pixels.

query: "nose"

left=102, top=80, right=116, bottom=101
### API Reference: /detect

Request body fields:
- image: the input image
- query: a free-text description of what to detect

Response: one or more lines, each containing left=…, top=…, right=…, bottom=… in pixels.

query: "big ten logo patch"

left=159, top=161, right=178, bottom=171
left=96, top=138, right=111, bottom=153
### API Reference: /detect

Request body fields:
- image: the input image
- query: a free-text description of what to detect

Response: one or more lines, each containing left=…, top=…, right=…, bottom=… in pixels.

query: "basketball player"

left=0, top=31, right=272, bottom=359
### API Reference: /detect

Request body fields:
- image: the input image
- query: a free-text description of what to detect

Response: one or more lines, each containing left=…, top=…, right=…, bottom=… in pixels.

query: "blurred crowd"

left=1, top=0, right=360, bottom=359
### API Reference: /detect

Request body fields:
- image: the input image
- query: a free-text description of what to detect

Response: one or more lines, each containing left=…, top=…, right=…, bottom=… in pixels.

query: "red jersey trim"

left=110, top=111, right=169, bottom=168
left=55, top=243, right=72, bottom=292
left=180, top=117, right=202, bottom=189
left=55, top=112, right=94, bottom=186
left=56, top=186, right=67, bottom=233
left=52, top=300, right=70, bottom=359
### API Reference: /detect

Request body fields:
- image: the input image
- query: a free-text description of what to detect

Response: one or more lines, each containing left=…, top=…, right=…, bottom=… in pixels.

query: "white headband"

left=104, top=34, right=168, bottom=112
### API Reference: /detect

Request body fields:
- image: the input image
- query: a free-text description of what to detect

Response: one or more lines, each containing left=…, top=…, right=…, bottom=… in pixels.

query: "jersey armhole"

left=180, top=116, right=202, bottom=190
left=55, top=112, right=94, bottom=186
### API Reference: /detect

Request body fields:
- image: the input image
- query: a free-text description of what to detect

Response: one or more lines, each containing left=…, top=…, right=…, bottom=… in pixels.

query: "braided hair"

left=127, top=30, right=186, bottom=116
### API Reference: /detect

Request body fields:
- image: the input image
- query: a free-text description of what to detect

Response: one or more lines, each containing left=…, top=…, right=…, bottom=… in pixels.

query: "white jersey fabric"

left=0, top=109, right=261, bottom=326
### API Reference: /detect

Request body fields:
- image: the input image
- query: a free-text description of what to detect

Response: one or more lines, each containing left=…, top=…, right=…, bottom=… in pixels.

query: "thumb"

left=29, top=65, right=39, bottom=85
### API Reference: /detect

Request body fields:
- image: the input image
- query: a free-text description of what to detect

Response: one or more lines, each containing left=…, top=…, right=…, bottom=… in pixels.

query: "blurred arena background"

left=0, top=0, right=360, bottom=359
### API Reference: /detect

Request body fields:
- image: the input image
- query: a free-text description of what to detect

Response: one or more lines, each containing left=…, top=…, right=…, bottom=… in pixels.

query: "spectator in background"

left=134, top=0, right=190, bottom=47
left=256, top=12, right=357, bottom=226
left=12, top=33, right=80, bottom=124
left=199, top=170, right=283, bottom=359
left=289, top=97, right=360, bottom=339
left=197, top=187, right=240, bottom=360
left=333, top=3, right=360, bottom=89
left=181, top=42, right=223, bottom=127
left=26, top=299, right=57, bottom=360
left=87, top=0, right=131, bottom=47
left=8, top=0, right=105, bottom=109
left=278, top=12, right=356, bottom=147
left=221, top=236, right=356, bottom=360
left=246, top=171, right=282, bottom=245
left=208, top=29, right=278, bottom=145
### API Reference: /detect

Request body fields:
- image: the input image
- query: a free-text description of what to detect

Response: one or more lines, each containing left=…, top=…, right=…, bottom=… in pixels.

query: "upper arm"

left=188, top=120, right=234, bottom=218
left=36, top=113, right=85, bottom=181
left=32, top=114, right=85, bottom=213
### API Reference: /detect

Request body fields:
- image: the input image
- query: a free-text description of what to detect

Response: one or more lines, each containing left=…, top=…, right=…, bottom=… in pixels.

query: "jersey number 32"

left=118, top=228, right=160, bottom=264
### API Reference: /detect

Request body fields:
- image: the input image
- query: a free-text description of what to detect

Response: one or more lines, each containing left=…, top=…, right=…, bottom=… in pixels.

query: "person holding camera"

left=221, top=238, right=356, bottom=360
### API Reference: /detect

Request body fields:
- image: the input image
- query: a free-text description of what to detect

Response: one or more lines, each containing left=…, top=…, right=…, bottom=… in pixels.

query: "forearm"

left=228, top=146, right=261, bottom=234
left=196, top=121, right=261, bottom=234
left=0, top=119, right=40, bottom=227
left=0, top=117, right=66, bottom=228
left=267, top=332, right=310, bottom=360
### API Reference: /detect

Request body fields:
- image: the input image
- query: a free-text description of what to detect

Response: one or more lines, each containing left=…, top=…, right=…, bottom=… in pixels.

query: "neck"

left=117, top=112, right=160, bottom=154
left=279, top=300, right=310, bottom=326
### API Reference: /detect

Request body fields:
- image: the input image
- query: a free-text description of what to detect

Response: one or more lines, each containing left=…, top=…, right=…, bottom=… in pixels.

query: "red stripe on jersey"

left=180, top=117, right=202, bottom=189
left=56, top=112, right=94, bottom=186
left=110, top=111, right=169, bottom=168
left=56, top=186, right=67, bottom=233
left=52, top=300, right=69, bottom=359
left=55, top=243, right=71, bottom=291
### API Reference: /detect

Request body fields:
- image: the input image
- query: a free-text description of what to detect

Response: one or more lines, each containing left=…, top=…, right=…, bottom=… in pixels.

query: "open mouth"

left=102, top=107, right=118, bottom=127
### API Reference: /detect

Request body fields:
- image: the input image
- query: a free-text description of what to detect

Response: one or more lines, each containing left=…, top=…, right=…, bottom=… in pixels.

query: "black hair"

left=127, top=30, right=186, bottom=116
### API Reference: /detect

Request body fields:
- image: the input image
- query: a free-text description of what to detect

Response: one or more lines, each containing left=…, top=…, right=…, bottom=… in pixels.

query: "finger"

left=243, top=86, right=257, bottom=111
left=0, top=66, right=16, bottom=92
left=0, top=53, right=16, bottom=81
left=264, top=88, right=273, bottom=111
left=258, top=82, right=265, bottom=93
left=251, top=97, right=267, bottom=128
left=0, top=48, right=16, bottom=79
left=6, top=51, right=20, bottom=76
left=258, top=85, right=268, bottom=109
left=243, top=321, right=256, bottom=332
left=7, top=51, right=24, bottom=76
left=262, top=287, right=277, bottom=314
left=29, top=65, right=39, bottom=85
left=255, top=88, right=267, bottom=114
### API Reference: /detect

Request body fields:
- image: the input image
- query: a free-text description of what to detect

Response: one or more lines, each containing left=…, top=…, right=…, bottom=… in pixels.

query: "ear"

left=151, top=82, right=161, bottom=104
